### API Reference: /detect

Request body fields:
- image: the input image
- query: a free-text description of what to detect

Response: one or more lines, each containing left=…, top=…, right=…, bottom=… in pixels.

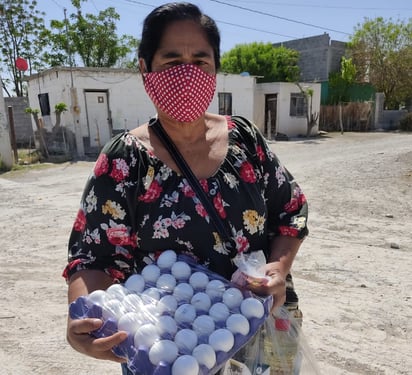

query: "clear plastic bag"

left=224, top=251, right=321, bottom=375
left=228, top=306, right=320, bottom=375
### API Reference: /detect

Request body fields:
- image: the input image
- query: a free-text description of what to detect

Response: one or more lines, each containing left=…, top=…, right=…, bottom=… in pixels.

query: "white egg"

left=209, top=302, right=230, bottom=323
left=174, top=329, right=198, bottom=353
left=158, top=294, right=178, bottom=314
left=157, top=315, right=178, bottom=337
left=173, top=282, right=194, bottom=303
left=192, top=344, right=216, bottom=370
left=125, top=274, right=145, bottom=294
left=87, top=289, right=109, bottom=306
left=192, top=315, right=215, bottom=337
left=156, top=273, right=177, bottom=292
left=149, top=339, right=179, bottom=365
left=189, top=271, right=209, bottom=290
left=172, top=355, right=199, bottom=375
left=141, top=264, right=161, bottom=284
left=174, top=303, right=197, bottom=325
left=222, top=287, right=244, bottom=310
left=191, top=292, right=212, bottom=313
left=205, top=279, right=226, bottom=300
left=171, top=261, right=192, bottom=280
left=141, top=287, right=161, bottom=302
left=106, top=284, right=129, bottom=301
left=240, top=297, right=265, bottom=319
left=156, top=250, right=177, bottom=270
left=101, top=298, right=126, bottom=321
left=209, top=328, right=234, bottom=352
left=122, top=293, right=143, bottom=313
left=117, top=312, right=142, bottom=335
left=134, top=323, right=160, bottom=348
left=226, top=313, right=250, bottom=336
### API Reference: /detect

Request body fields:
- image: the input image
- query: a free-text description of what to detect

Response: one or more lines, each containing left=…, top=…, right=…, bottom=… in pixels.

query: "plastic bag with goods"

left=222, top=251, right=321, bottom=375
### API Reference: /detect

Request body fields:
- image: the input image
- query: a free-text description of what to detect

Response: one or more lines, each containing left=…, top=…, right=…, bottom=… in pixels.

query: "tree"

left=295, top=83, right=319, bottom=137
left=328, top=57, right=357, bottom=104
left=348, top=17, right=412, bottom=109
left=221, top=42, right=300, bottom=82
left=0, top=0, right=48, bottom=96
left=44, top=0, right=139, bottom=68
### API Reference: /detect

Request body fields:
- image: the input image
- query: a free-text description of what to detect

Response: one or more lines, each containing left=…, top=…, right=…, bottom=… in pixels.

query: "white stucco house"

left=26, top=67, right=320, bottom=156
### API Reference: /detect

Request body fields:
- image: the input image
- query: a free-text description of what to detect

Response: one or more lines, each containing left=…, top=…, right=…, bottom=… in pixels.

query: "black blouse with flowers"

left=64, top=116, right=308, bottom=282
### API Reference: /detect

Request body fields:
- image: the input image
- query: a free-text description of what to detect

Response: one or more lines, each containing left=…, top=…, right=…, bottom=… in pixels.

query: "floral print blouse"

left=63, top=116, right=308, bottom=282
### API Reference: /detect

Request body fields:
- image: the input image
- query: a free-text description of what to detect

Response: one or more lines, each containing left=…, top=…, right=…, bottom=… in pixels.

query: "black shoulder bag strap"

left=149, top=118, right=237, bottom=258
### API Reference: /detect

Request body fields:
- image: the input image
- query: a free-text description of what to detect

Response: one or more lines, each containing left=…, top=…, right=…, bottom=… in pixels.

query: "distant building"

left=273, top=33, right=347, bottom=82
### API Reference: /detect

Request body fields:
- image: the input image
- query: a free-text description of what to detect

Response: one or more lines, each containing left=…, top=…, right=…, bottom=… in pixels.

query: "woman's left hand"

left=243, top=262, right=287, bottom=311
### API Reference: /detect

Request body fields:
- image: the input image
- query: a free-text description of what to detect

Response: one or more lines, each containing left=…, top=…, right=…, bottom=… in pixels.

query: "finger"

left=92, top=331, right=129, bottom=352
left=91, top=331, right=129, bottom=362
left=70, top=318, right=103, bottom=334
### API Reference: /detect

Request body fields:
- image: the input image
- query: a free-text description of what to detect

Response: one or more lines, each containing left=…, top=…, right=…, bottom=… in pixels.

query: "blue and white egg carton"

left=69, top=250, right=272, bottom=375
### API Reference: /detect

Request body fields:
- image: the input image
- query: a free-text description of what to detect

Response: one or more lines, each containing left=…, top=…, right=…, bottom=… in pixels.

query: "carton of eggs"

left=69, top=250, right=271, bottom=375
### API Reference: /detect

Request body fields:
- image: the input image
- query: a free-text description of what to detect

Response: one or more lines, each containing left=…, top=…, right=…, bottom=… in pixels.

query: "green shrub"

left=399, top=113, right=412, bottom=131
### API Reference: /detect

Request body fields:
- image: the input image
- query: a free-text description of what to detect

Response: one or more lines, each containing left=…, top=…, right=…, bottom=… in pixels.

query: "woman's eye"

left=165, top=61, right=180, bottom=67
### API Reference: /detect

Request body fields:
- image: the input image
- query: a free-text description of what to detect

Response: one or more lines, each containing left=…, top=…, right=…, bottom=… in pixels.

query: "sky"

left=40, top=0, right=412, bottom=53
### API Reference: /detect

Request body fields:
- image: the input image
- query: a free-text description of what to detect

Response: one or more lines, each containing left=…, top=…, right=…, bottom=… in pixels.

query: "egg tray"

left=69, top=254, right=272, bottom=375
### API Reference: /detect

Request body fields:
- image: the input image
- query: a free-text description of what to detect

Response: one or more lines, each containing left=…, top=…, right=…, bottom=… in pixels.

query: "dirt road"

left=0, top=131, right=411, bottom=375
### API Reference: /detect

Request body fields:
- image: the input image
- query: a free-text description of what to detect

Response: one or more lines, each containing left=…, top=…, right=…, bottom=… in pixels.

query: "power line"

left=210, top=0, right=351, bottom=35
left=216, top=20, right=297, bottom=39
left=108, top=0, right=297, bottom=39
left=222, top=1, right=412, bottom=11
left=50, top=0, right=64, bottom=9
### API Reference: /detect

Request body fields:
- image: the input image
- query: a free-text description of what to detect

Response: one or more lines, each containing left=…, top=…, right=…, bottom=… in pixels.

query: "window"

left=218, top=92, right=232, bottom=115
left=289, top=93, right=306, bottom=117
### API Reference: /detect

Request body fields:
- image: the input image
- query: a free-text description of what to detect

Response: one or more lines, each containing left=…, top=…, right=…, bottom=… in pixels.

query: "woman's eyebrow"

left=159, top=50, right=212, bottom=59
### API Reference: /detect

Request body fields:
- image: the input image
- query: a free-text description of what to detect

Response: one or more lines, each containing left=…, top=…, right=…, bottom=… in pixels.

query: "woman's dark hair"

left=138, top=2, right=221, bottom=71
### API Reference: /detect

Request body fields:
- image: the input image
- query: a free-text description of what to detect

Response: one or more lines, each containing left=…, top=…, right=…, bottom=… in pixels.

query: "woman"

left=64, top=2, right=308, bottom=372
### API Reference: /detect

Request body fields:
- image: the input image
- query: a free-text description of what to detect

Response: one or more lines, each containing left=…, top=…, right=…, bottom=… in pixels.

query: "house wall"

left=214, top=73, right=256, bottom=121
left=255, top=82, right=321, bottom=136
left=27, top=68, right=154, bottom=136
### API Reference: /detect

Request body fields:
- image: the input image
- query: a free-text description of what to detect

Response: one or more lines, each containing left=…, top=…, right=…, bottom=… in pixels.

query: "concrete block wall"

left=4, top=97, right=34, bottom=146
left=274, top=34, right=346, bottom=82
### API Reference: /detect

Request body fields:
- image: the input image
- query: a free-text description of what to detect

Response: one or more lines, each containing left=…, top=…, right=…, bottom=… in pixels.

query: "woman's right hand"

left=67, top=317, right=128, bottom=362
left=66, top=270, right=128, bottom=362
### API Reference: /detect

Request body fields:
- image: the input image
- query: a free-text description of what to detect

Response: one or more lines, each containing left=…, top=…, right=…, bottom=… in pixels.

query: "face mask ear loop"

left=140, top=60, right=149, bottom=83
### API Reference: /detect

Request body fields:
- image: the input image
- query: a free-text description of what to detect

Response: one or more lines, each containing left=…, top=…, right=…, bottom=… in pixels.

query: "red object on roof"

left=15, top=57, right=28, bottom=71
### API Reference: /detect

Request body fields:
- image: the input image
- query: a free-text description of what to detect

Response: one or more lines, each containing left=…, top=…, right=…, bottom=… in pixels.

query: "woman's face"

left=146, top=20, right=216, bottom=75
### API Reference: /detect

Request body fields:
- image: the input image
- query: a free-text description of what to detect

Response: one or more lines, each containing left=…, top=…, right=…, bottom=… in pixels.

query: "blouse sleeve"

left=63, top=133, right=141, bottom=282
left=232, top=116, right=309, bottom=240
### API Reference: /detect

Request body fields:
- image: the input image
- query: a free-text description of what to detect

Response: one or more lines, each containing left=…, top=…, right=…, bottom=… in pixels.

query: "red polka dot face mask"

left=143, top=63, right=216, bottom=123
